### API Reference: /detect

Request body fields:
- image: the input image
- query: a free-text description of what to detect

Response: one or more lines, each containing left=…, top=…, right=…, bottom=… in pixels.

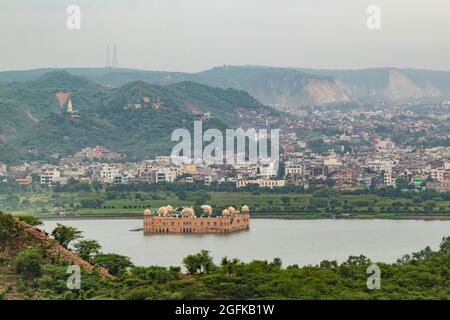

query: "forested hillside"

left=0, top=212, right=449, bottom=300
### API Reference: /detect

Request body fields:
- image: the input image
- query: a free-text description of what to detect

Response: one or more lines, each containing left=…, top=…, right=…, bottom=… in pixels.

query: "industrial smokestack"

left=112, top=44, right=118, bottom=68
left=106, top=44, right=111, bottom=67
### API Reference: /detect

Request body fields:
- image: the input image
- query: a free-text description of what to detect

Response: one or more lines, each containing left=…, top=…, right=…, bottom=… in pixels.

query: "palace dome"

left=157, top=206, right=168, bottom=216
left=241, top=205, right=250, bottom=213
left=144, top=208, right=152, bottom=216
left=227, top=206, right=237, bottom=214
left=181, top=207, right=195, bottom=217
left=166, top=205, right=175, bottom=214
left=222, top=209, right=230, bottom=216
left=200, top=205, right=213, bottom=215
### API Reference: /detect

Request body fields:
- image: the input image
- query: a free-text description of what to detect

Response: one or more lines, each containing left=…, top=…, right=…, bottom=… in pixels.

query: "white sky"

left=1, top=0, right=449, bottom=72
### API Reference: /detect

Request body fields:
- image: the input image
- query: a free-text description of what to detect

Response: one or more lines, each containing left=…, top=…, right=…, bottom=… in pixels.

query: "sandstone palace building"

left=143, top=205, right=250, bottom=234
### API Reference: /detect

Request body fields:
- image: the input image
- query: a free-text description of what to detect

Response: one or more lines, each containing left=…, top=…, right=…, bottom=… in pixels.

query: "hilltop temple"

left=143, top=205, right=250, bottom=234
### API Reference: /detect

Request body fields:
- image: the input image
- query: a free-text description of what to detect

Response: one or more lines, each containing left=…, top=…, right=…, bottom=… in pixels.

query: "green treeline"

left=4, top=179, right=450, bottom=218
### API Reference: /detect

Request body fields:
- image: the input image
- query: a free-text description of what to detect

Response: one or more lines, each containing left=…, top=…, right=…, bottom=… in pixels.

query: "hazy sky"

left=1, top=0, right=450, bottom=72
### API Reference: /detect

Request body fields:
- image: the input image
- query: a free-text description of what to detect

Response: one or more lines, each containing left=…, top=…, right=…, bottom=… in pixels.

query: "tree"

left=183, top=250, right=215, bottom=274
left=411, top=246, right=433, bottom=262
left=0, top=212, right=19, bottom=240
left=343, top=255, right=371, bottom=266
left=51, top=223, right=83, bottom=248
left=74, top=240, right=101, bottom=262
left=277, top=161, right=285, bottom=178
left=280, top=196, right=291, bottom=205
left=439, top=236, right=450, bottom=253
left=320, top=260, right=338, bottom=270
left=326, top=179, right=336, bottom=188
left=183, top=254, right=202, bottom=275
left=176, top=190, right=187, bottom=201
left=93, top=253, right=133, bottom=276
left=221, top=257, right=241, bottom=275
left=15, top=248, right=43, bottom=278
left=193, top=205, right=203, bottom=217
left=271, top=257, right=282, bottom=270
left=198, top=250, right=215, bottom=274
left=395, top=177, right=410, bottom=189
left=80, top=199, right=104, bottom=209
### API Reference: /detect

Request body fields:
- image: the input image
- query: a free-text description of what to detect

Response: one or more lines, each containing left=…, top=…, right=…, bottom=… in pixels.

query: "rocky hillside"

left=300, top=67, right=450, bottom=103
left=2, top=66, right=450, bottom=109
left=0, top=213, right=110, bottom=299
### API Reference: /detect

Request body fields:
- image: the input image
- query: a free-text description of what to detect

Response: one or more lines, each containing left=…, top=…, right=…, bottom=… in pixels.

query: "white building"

left=368, top=160, right=393, bottom=173
left=155, top=168, right=177, bottom=183
left=62, top=167, right=86, bottom=180
left=258, top=159, right=278, bottom=178
left=383, top=171, right=395, bottom=187
left=236, top=178, right=286, bottom=188
left=444, top=162, right=450, bottom=171
left=0, top=163, right=7, bottom=176
left=324, top=154, right=342, bottom=173
left=40, top=167, right=66, bottom=185
left=374, top=139, right=395, bottom=152
left=431, top=168, right=445, bottom=182
left=285, top=163, right=302, bottom=176
left=100, top=165, right=120, bottom=184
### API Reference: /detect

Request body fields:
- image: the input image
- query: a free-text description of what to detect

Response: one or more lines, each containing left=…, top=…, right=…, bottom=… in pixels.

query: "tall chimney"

left=112, top=44, right=118, bottom=68
left=106, top=44, right=111, bottom=67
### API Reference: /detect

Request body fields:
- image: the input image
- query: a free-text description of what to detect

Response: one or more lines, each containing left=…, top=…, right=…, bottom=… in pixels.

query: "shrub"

left=0, top=212, right=19, bottom=240
left=17, top=215, right=43, bottom=226
left=15, top=248, right=44, bottom=278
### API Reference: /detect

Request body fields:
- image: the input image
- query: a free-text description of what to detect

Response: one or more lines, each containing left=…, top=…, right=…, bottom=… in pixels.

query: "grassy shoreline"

left=4, top=189, right=450, bottom=222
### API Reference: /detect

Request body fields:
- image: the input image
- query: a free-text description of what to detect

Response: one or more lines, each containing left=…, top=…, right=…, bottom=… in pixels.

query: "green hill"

left=0, top=72, right=276, bottom=163
left=0, top=97, right=36, bottom=137
left=3, top=71, right=112, bottom=118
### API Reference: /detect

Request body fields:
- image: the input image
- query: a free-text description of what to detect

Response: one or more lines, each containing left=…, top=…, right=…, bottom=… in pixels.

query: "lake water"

left=41, top=219, right=450, bottom=267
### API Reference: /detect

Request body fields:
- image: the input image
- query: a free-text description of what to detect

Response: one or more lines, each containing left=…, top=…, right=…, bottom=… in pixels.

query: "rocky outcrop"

left=381, top=70, right=441, bottom=100
left=303, top=79, right=351, bottom=105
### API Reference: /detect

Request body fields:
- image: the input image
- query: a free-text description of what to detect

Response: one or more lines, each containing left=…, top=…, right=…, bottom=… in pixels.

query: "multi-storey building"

left=155, top=168, right=177, bottom=183
left=40, top=167, right=65, bottom=185
left=285, top=163, right=302, bottom=176
left=236, top=178, right=286, bottom=188
left=431, top=168, right=445, bottom=182
left=100, top=165, right=120, bottom=184
left=335, top=168, right=353, bottom=184
left=383, top=171, right=395, bottom=187
left=368, top=160, right=393, bottom=173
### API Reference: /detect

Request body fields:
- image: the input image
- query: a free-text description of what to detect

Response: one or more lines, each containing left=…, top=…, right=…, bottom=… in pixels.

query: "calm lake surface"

left=41, top=219, right=450, bottom=267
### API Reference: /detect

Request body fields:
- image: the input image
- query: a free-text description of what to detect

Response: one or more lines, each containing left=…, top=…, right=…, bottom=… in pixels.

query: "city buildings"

left=3, top=101, right=450, bottom=193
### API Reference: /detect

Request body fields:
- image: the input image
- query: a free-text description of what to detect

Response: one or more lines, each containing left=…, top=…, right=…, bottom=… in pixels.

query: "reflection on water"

left=42, top=219, right=450, bottom=267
